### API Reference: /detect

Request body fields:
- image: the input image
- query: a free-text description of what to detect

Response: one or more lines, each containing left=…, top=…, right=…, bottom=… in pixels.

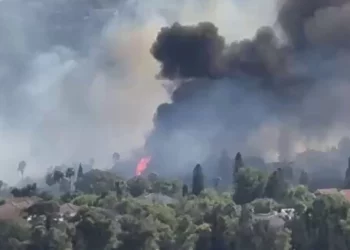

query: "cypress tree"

left=192, top=164, right=204, bottom=196
left=265, top=168, right=287, bottom=201
left=234, top=152, right=244, bottom=175
left=233, top=152, right=244, bottom=189
left=345, top=157, right=350, bottom=188
left=77, top=164, right=84, bottom=179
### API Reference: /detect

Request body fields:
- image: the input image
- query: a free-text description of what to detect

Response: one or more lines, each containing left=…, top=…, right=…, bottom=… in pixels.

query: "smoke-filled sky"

left=1, top=0, right=350, bottom=183
left=146, top=0, right=350, bottom=175
left=0, top=0, right=279, bottom=183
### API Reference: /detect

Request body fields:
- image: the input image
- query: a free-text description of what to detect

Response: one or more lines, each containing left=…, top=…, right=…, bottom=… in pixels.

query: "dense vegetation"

left=1, top=153, right=350, bottom=250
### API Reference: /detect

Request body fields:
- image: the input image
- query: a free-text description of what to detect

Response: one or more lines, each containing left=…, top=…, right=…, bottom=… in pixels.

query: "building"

left=0, top=196, right=42, bottom=221
left=59, top=203, right=79, bottom=217
left=315, top=188, right=350, bottom=202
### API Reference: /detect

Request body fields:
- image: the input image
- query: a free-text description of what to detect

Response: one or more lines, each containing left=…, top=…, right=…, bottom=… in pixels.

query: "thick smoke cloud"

left=0, top=0, right=277, bottom=183
left=146, top=0, right=350, bottom=176
left=151, top=23, right=286, bottom=81
left=278, top=0, right=350, bottom=49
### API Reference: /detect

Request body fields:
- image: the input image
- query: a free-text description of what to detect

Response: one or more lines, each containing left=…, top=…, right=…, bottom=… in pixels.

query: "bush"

left=72, top=194, right=98, bottom=206
left=251, top=198, right=279, bottom=214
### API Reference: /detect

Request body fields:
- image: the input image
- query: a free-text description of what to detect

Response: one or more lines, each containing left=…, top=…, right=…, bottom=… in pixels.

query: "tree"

left=233, top=152, right=244, bottom=187
left=265, top=168, right=288, bottom=201
left=75, top=169, right=120, bottom=195
left=299, top=170, right=309, bottom=186
left=345, top=157, right=350, bottom=188
left=233, top=167, right=267, bottom=204
left=77, top=164, right=84, bottom=180
left=45, top=173, right=56, bottom=187
left=126, top=177, right=150, bottom=197
left=18, top=161, right=26, bottom=179
left=11, top=183, right=37, bottom=197
left=0, top=220, right=31, bottom=249
left=147, top=172, right=159, bottom=182
left=65, top=167, right=75, bottom=192
left=74, top=208, right=118, bottom=250
left=53, top=170, right=64, bottom=183
left=115, top=181, right=123, bottom=200
left=250, top=198, right=279, bottom=214
left=192, top=164, right=204, bottom=196
left=65, top=167, right=75, bottom=180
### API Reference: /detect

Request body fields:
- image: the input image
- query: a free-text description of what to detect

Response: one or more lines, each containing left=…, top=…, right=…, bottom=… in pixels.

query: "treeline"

left=1, top=153, right=350, bottom=249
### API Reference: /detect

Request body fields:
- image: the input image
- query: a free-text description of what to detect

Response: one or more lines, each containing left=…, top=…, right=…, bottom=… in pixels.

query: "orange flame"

left=135, top=156, right=151, bottom=176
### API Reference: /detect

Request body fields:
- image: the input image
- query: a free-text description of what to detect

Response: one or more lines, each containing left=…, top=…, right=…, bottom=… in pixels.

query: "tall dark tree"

left=77, top=164, right=84, bottom=179
left=53, top=170, right=64, bottom=183
left=234, top=152, right=244, bottom=175
left=345, top=157, right=350, bottom=188
left=115, top=181, right=123, bottom=200
left=192, top=164, right=204, bottom=196
left=299, top=170, right=309, bottom=186
left=233, top=168, right=267, bottom=204
left=233, top=152, right=244, bottom=190
left=65, top=168, right=75, bottom=179
left=264, top=168, right=288, bottom=201
left=65, top=167, right=75, bottom=191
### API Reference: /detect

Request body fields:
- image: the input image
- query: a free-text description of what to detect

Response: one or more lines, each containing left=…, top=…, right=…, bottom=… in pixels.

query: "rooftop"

left=0, top=196, right=42, bottom=221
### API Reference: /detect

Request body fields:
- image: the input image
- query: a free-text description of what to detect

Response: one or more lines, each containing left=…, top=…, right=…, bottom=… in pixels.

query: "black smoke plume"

left=146, top=0, right=350, bottom=176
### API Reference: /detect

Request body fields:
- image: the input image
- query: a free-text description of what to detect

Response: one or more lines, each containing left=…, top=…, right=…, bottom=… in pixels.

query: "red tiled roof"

left=340, top=189, right=350, bottom=202
left=0, top=197, right=41, bottom=221
left=315, top=189, right=350, bottom=202
left=315, top=188, right=339, bottom=195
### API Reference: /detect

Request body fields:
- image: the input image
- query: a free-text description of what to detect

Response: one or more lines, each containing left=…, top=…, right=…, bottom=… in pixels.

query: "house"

left=340, top=189, right=350, bottom=201
left=0, top=196, right=42, bottom=221
left=60, top=203, right=79, bottom=217
left=315, top=188, right=339, bottom=195
left=314, top=188, right=350, bottom=202
left=253, top=208, right=295, bottom=230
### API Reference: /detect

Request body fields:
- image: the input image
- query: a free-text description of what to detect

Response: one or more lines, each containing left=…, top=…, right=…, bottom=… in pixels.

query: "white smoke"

left=5, top=0, right=349, bottom=183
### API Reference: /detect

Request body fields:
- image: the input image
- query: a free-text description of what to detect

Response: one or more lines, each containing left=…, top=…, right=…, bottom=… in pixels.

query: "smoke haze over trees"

left=1, top=0, right=350, bottom=184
